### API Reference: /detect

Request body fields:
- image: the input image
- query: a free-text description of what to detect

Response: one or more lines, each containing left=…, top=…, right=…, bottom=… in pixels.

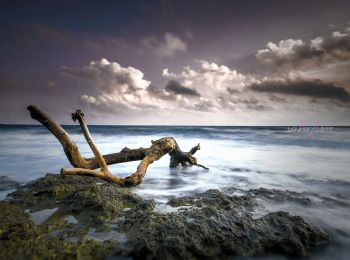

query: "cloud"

left=256, top=25, right=350, bottom=73
left=163, top=60, right=257, bottom=93
left=62, top=58, right=158, bottom=112
left=249, top=78, right=350, bottom=102
left=193, top=100, right=215, bottom=111
left=140, top=33, right=187, bottom=58
left=61, top=58, right=350, bottom=121
left=162, top=60, right=269, bottom=111
left=226, top=87, right=240, bottom=94
left=61, top=58, right=270, bottom=115
left=239, top=97, right=269, bottom=110
left=165, top=80, right=200, bottom=96
left=61, top=58, right=209, bottom=115
left=62, top=58, right=150, bottom=94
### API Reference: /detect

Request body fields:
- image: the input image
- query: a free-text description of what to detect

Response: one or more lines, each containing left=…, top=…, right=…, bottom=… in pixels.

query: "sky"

left=1, top=0, right=350, bottom=125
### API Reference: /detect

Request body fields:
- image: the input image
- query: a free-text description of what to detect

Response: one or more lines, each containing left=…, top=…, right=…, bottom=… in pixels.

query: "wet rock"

left=122, top=190, right=328, bottom=259
left=65, top=183, right=142, bottom=225
left=1, top=174, right=329, bottom=259
left=9, top=173, right=101, bottom=210
left=248, top=187, right=313, bottom=205
left=9, top=173, right=143, bottom=225
left=0, top=202, right=117, bottom=260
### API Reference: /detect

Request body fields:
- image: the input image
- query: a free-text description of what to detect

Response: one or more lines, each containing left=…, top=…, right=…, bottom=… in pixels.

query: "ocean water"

left=0, top=125, right=349, bottom=258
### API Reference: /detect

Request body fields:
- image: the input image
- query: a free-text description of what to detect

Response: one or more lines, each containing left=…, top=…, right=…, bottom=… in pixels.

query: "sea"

left=0, top=125, right=349, bottom=258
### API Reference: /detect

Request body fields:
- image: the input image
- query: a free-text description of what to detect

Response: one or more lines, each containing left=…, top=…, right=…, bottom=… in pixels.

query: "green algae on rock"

left=0, top=173, right=329, bottom=259
left=0, top=202, right=117, bottom=260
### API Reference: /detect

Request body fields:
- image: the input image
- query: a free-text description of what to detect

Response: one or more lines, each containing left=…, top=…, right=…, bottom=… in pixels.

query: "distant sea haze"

left=1, top=125, right=350, bottom=258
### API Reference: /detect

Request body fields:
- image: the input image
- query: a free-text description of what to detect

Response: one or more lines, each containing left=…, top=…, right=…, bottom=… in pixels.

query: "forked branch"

left=62, top=109, right=177, bottom=186
left=27, top=105, right=209, bottom=187
left=28, top=105, right=149, bottom=169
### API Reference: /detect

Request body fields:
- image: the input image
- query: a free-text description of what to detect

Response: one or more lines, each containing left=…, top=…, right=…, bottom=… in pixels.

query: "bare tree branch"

left=28, top=105, right=209, bottom=187
left=28, top=105, right=149, bottom=169
left=61, top=109, right=177, bottom=186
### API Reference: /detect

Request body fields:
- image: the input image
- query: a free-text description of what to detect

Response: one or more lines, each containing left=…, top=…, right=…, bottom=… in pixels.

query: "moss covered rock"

left=0, top=173, right=329, bottom=259
left=0, top=202, right=117, bottom=260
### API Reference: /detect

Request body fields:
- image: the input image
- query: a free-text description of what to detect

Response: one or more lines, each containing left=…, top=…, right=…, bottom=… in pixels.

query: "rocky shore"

left=0, top=174, right=329, bottom=259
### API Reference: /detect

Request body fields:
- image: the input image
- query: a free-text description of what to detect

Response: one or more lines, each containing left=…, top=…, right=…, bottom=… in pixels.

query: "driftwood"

left=27, top=105, right=208, bottom=187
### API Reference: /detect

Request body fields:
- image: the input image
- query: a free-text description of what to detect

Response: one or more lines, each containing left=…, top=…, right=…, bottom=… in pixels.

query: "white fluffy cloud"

left=61, top=58, right=270, bottom=115
left=163, top=60, right=257, bottom=92
left=60, top=55, right=349, bottom=124
left=62, top=58, right=157, bottom=111
left=140, top=33, right=187, bottom=58
left=62, top=58, right=204, bottom=114
left=256, top=25, right=350, bottom=75
left=62, top=58, right=150, bottom=92
left=257, top=39, right=304, bottom=57
left=162, top=60, right=266, bottom=111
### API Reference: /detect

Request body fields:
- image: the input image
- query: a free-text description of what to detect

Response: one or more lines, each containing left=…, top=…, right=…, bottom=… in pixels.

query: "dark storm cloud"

left=249, top=79, right=350, bottom=102
left=165, top=80, right=200, bottom=96
left=256, top=26, right=350, bottom=72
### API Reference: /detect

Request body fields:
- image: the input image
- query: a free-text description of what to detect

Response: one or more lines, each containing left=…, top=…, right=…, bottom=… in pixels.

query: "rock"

left=122, top=190, right=328, bottom=259
left=0, top=202, right=116, bottom=260
left=0, top=173, right=329, bottom=259
left=248, top=187, right=313, bottom=205
left=65, top=182, right=143, bottom=225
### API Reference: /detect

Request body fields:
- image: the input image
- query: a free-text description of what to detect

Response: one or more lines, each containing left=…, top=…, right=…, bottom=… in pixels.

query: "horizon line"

left=0, top=123, right=349, bottom=127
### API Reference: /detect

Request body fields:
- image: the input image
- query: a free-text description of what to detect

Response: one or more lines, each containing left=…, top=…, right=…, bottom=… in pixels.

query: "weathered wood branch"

left=27, top=105, right=208, bottom=187
left=71, top=110, right=108, bottom=172
left=27, top=105, right=88, bottom=168
left=61, top=109, right=177, bottom=186
left=169, top=143, right=209, bottom=170
left=28, top=105, right=149, bottom=169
